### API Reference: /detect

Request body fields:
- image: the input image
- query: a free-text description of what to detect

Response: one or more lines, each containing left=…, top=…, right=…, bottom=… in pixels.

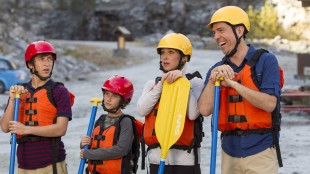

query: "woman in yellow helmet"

left=198, top=6, right=282, bottom=174
left=137, top=33, right=204, bottom=174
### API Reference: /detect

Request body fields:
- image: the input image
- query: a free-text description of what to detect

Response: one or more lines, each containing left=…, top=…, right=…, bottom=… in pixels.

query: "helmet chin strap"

left=226, top=26, right=243, bottom=58
left=30, top=61, right=54, bottom=81
left=101, top=99, right=124, bottom=114
left=33, top=71, right=52, bottom=81
left=159, top=55, right=186, bottom=73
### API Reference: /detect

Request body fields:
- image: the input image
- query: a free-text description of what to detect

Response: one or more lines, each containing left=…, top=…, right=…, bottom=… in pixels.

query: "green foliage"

left=247, top=1, right=279, bottom=39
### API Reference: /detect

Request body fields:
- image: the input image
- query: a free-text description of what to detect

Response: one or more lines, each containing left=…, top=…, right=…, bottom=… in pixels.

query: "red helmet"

left=102, top=75, right=134, bottom=101
left=25, top=41, right=56, bottom=67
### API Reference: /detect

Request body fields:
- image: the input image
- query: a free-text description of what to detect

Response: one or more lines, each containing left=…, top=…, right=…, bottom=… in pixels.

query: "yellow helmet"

left=157, top=33, right=192, bottom=62
left=208, top=6, right=250, bottom=32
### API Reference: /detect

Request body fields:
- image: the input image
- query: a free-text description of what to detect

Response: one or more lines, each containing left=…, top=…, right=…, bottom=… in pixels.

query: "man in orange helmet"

left=198, top=6, right=282, bottom=174
left=1, top=41, right=72, bottom=174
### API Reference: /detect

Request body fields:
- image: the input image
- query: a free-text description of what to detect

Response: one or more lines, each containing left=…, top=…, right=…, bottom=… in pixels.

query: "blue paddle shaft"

left=9, top=97, right=20, bottom=174
left=78, top=105, right=98, bottom=174
left=210, top=86, right=220, bottom=174
left=158, top=159, right=165, bottom=174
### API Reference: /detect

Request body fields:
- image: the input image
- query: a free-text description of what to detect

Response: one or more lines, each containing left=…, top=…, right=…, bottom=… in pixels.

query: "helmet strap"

left=226, top=25, right=243, bottom=58
left=159, top=51, right=186, bottom=72
left=101, top=98, right=124, bottom=114
left=31, top=61, right=54, bottom=81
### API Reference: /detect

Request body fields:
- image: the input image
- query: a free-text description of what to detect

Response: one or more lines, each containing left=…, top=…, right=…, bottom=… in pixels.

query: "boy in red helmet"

left=1, top=41, right=72, bottom=173
left=80, top=75, right=141, bottom=174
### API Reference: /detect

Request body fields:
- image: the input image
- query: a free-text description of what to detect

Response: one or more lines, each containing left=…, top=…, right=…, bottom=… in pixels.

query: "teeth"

left=219, top=42, right=225, bottom=46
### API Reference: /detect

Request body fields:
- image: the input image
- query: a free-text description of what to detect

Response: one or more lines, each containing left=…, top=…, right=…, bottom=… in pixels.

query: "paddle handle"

left=78, top=98, right=101, bottom=174
left=158, top=159, right=165, bottom=174
left=210, top=81, right=221, bottom=174
left=9, top=94, right=20, bottom=174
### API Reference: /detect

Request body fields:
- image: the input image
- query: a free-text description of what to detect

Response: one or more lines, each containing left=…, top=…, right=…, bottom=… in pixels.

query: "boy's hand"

left=81, top=136, right=91, bottom=147
left=9, top=85, right=28, bottom=99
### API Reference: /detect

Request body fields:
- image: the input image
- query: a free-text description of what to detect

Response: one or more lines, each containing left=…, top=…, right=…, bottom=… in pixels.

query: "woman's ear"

left=182, top=56, right=189, bottom=62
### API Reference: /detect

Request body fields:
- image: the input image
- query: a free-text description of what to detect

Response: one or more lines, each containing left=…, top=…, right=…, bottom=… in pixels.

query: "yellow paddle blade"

left=155, top=77, right=191, bottom=159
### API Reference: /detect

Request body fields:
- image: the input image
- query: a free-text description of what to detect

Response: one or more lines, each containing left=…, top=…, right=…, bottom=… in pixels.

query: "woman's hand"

left=161, top=70, right=183, bottom=84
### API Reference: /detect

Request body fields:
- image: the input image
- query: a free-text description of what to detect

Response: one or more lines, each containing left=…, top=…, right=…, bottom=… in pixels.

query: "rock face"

left=1, top=0, right=309, bottom=42
left=0, top=0, right=309, bottom=82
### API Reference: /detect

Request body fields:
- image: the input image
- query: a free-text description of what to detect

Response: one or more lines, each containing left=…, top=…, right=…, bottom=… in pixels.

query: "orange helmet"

left=102, top=75, right=134, bottom=101
left=25, top=41, right=56, bottom=68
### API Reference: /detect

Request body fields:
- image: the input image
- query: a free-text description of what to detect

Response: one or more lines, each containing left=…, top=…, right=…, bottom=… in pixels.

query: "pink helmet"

left=102, top=75, right=134, bottom=101
left=24, top=41, right=56, bottom=68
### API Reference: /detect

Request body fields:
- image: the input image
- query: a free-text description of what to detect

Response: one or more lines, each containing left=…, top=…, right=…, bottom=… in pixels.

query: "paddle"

left=210, top=78, right=222, bottom=174
left=155, top=77, right=191, bottom=174
left=78, top=98, right=102, bottom=174
left=9, top=92, right=20, bottom=174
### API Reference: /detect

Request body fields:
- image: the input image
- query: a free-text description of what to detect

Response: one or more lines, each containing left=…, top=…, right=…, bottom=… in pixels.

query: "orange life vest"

left=144, top=102, right=196, bottom=148
left=143, top=74, right=204, bottom=151
left=87, top=115, right=141, bottom=174
left=17, top=87, right=57, bottom=139
left=218, top=64, right=273, bottom=132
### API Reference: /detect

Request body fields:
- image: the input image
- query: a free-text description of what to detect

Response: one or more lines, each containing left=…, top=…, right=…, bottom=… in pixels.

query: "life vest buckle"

left=25, top=121, right=39, bottom=126
left=236, top=130, right=246, bottom=136
left=89, top=160, right=103, bottom=165
left=94, top=135, right=105, bottom=140
left=229, top=95, right=243, bottom=102
left=228, top=115, right=247, bottom=123
left=25, top=109, right=37, bottom=115
left=26, top=97, right=38, bottom=103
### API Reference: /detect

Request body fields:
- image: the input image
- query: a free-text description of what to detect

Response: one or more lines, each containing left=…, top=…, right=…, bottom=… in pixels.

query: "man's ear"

left=236, top=25, right=245, bottom=38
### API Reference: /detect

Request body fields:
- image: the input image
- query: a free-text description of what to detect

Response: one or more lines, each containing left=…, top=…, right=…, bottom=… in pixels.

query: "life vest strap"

left=152, top=129, right=156, bottom=136
left=229, top=95, right=243, bottom=102
left=26, top=97, right=37, bottom=103
left=25, top=109, right=37, bottom=115
left=17, top=136, right=54, bottom=144
left=222, top=128, right=274, bottom=136
left=228, top=115, right=247, bottom=123
left=94, top=135, right=105, bottom=140
left=146, top=142, right=201, bottom=152
left=25, top=121, right=39, bottom=126
left=89, top=160, right=103, bottom=165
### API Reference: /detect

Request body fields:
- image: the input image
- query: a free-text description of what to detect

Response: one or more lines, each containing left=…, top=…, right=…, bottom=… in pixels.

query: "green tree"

left=247, top=1, right=279, bottom=39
